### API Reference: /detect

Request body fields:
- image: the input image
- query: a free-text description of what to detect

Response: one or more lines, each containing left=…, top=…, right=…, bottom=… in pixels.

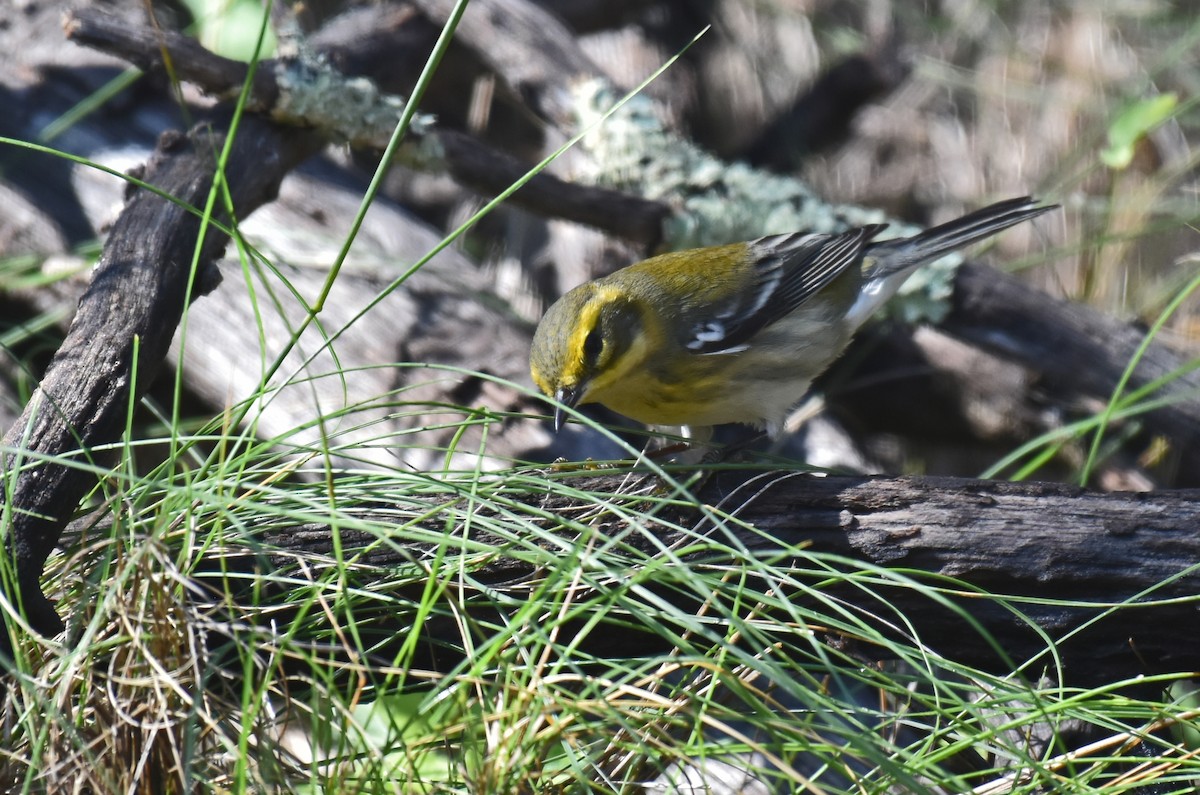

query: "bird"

left=530, top=196, right=1055, bottom=444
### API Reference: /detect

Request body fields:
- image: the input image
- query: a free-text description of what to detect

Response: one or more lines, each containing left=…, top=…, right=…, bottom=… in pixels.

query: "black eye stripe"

left=583, top=326, right=603, bottom=361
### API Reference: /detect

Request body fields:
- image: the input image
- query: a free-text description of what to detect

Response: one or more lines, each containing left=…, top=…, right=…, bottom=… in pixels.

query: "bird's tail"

left=848, top=196, right=1056, bottom=326
left=873, top=196, right=1055, bottom=275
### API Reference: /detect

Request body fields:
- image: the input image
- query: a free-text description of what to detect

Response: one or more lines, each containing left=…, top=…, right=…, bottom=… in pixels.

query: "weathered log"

left=0, top=115, right=322, bottom=646
left=215, top=470, right=1200, bottom=686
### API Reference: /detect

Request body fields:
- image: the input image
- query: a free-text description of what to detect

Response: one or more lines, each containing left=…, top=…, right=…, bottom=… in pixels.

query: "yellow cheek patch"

left=585, top=328, right=650, bottom=398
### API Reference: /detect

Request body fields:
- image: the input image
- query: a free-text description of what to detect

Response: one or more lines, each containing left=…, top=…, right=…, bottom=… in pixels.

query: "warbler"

left=530, top=197, right=1055, bottom=441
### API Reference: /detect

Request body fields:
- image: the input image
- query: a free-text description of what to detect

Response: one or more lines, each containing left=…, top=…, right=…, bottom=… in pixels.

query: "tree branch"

left=1, top=115, right=322, bottom=645
left=220, top=471, right=1200, bottom=686
left=65, top=8, right=670, bottom=247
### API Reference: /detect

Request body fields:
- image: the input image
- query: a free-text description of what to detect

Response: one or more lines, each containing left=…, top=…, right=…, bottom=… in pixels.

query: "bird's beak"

left=553, top=385, right=581, bottom=433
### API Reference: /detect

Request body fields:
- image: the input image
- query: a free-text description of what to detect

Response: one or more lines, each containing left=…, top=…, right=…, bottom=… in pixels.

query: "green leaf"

left=178, top=0, right=277, bottom=61
left=1100, top=93, right=1177, bottom=169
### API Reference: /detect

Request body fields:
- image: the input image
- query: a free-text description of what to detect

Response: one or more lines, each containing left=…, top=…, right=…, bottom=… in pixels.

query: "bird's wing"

left=686, top=224, right=887, bottom=354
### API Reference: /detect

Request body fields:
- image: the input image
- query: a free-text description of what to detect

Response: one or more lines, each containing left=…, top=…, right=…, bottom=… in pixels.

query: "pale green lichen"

left=886, top=255, right=959, bottom=324
left=273, top=56, right=435, bottom=150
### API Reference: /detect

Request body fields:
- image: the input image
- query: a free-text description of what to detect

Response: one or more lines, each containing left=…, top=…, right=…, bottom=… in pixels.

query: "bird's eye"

left=582, top=326, right=604, bottom=363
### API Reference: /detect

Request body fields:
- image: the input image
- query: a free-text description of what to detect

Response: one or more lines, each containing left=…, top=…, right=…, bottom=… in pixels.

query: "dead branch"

left=64, top=8, right=670, bottom=247
left=0, top=116, right=323, bottom=646
left=221, top=470, right=1200, bottom=686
